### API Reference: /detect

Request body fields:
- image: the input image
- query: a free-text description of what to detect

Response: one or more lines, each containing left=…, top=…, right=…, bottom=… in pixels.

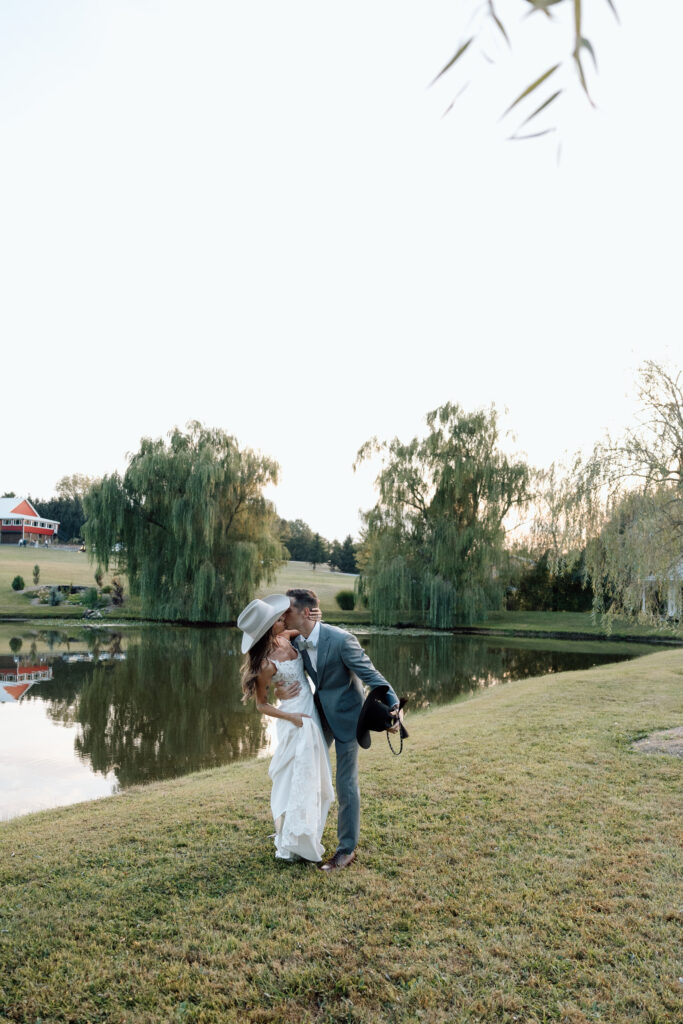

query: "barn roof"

left=0, top=497, right=59, bottom=526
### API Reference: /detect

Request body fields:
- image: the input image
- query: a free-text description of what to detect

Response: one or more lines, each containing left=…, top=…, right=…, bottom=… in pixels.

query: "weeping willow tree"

left=355, top=403, right=531, bottom=627
left=532, top=362, right=683, bottom=623
left=83, top=422, right=284, bottom=622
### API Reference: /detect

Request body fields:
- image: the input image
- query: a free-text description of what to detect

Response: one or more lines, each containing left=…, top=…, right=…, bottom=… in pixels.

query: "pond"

left=0, top=622, right=659, bottom=821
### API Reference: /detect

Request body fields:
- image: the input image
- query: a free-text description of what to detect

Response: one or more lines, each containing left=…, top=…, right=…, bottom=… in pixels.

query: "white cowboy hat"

left=237, top=594, right=290, bottom=653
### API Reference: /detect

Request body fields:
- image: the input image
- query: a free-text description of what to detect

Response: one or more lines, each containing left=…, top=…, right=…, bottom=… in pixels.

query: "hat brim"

left=240, top=594, right=291, bottom=653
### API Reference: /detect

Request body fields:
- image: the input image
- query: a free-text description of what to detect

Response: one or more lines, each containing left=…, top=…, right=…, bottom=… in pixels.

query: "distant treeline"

left=278, top=519, right=358, bottom=573
left=22, top=490, right=358, bottom=573
left=29, top=496, right=84, bottom=543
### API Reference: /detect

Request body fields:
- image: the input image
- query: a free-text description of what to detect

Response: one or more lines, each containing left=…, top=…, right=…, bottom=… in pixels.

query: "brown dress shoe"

left=319, top=850, right=356, bottom=871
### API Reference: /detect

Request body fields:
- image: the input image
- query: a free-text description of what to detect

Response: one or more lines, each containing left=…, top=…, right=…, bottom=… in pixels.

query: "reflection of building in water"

left=0, top=658, right=53, bottom=702
left=62, top=652, right=126, bottom=664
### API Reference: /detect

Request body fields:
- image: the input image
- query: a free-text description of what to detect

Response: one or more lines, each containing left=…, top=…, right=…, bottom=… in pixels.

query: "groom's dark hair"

left=286, top=588, right=319, bottom=611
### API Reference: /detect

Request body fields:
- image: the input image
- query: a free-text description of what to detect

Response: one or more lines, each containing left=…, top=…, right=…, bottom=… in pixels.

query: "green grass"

left=0, top=551, right=360, bottom=621
left=256, top=560, right=360, bottom=613
left=1, top=651, right=681, bottom=1023
left=0, top=546, right=125, bottom=619
left=471, top=610, right=683, bottom=641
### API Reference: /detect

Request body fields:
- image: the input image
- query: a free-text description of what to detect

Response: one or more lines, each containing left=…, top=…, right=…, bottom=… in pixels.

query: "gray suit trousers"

left=319, top=713, right=360, bottom=854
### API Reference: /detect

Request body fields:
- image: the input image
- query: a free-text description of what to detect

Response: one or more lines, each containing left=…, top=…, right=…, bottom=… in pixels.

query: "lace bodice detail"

left=270, top=653, right=314, bottom=715
left=270, top=656, right=304, bottom=687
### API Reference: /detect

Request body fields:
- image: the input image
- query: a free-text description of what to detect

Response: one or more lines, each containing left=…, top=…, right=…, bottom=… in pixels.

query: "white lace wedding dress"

left=268, top=654, right=334, bottom=862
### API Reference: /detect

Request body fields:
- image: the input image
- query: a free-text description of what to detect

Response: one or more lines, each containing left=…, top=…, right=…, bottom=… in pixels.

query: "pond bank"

left=1, top=650, right=681, bottom=1023
left=3, top=607, right=682, bottom=649
left=453, top=624, right=683, bottom=646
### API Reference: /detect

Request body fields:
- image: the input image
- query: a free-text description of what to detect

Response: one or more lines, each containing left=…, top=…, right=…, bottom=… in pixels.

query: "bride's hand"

left=289, top=713, right=311, bottom=728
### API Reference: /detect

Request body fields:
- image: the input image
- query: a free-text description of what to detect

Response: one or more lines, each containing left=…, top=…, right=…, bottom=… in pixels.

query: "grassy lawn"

left=471, top=610, right=683, bottom=642
left=0, top=553, right=361, bottom=622
left=1, top=650, right=681, bottom=1023
left=256, top=560, right=360, bottom=613
left=0, top=546, right=125, bottom=619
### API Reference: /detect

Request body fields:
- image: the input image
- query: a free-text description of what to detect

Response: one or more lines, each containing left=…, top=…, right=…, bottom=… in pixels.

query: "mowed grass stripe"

left=1, top=650, right=681, bottom=1023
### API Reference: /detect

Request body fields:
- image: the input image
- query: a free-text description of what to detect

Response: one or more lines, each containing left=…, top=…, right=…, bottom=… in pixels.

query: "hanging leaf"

left=580, top=37, right=598, bottom=71
left=573, top=50, right=595, bottom=106
left=523, top=0, right=563, bottom=19
left=518, top=89, right=563, bottom=129
left=500, top=63, right=561, bottom=120
left=508, top=128, right=557, bottom=141
left=603, top=0, right=620, bottom=22
left=430, top=38, right=474, bottom=86
left=488, top=2, right=510, bottom=46
left=442, top=83, right=470, bottom=118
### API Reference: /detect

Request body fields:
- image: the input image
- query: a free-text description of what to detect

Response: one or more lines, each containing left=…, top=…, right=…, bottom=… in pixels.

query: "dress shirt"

left=302, top=621, right=321, bottom=673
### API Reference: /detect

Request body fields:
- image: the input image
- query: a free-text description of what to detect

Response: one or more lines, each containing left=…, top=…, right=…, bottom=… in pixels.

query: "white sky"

left=1, top=1, right=680, bottom=540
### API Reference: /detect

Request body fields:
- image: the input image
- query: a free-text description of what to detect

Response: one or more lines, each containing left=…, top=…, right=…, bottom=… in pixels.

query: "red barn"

left=0, top=497, right=60, bottom=545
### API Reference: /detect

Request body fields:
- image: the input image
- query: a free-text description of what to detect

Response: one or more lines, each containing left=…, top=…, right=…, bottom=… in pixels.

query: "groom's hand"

left=387, top=706, right=404, bottom=734
left=274, top=679, right=301, bottom=701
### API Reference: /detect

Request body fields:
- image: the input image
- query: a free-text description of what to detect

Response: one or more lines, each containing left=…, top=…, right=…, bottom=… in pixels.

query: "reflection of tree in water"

left=361, top=633, right=633, bottom=709
left=72, top=628, right=266, bottom=787
left=16, top=624, right=637, bottom=792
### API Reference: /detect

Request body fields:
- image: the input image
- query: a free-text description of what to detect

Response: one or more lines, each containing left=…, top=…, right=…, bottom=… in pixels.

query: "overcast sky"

left=1, top=1, right=680, bottom=540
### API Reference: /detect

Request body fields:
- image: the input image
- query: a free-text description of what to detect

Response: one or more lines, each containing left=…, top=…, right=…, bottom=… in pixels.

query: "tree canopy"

left=356, top=403, right=531, bottom=626
left=83, top=422, right=283, bottom=622
left=532, top=362, right=683, bottom=620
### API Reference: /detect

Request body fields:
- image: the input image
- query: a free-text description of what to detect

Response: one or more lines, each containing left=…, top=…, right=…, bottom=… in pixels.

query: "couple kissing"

left=238, top=588, right=403, bottom=870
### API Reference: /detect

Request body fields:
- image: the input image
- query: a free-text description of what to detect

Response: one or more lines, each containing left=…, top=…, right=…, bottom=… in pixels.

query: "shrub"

left=9, top=637, right=22, bottom=654
left=101, top=585, right=112, bottom=595
left=335, top=589, right=356, bottom=611
left=33, top=564, right=40, bottom=585
left=48, top=587, right=63, bottom=606
left=111, top=577, right=124, bottom=606
left=83, top=587, right=99, bottom=610
left=94, top=566, right=104, bottom=588
left=11, top=575, right=25, bottom=592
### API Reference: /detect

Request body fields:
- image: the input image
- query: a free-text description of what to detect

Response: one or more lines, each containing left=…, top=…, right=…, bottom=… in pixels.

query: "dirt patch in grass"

left=632, top=725, right=683, bottom=758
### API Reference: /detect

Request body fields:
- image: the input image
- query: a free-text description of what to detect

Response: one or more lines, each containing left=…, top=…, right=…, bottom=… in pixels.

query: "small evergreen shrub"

left=335, top=590, right=356, bottom=611
left=83, top=587, right=99, bottom=610
left=48, top=587, right=63, bottom=606
left=33, top=564, right=40, bottom=585
left=11, top=575, right=25, bottom=592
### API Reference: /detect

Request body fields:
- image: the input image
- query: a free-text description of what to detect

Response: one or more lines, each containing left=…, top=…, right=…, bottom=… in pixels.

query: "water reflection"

left=358, top=630, right=641, bottom=709
left=0, top=623, right=657, bottom=820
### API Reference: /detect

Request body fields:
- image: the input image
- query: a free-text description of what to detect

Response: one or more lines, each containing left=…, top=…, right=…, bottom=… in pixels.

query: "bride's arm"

left=254, top=665, right=309, bottom=728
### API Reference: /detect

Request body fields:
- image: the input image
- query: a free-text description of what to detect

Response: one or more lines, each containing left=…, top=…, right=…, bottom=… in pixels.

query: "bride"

left=238, top=594, right=334, bottom=863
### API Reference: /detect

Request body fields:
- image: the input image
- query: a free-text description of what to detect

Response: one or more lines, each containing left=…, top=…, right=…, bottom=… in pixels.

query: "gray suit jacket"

left=297, top=623, right=399, bottom=744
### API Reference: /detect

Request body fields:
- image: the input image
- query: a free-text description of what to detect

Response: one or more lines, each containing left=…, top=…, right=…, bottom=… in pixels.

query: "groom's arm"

left=340, top=633, right=399, bottom=709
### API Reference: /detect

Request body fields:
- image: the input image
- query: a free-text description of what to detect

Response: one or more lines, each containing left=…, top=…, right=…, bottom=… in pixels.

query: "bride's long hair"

left=241, top=629, right=275, bottom=703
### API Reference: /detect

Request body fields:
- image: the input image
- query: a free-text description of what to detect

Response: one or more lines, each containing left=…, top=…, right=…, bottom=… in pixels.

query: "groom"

left=278, top=588, right=401, bottom=871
